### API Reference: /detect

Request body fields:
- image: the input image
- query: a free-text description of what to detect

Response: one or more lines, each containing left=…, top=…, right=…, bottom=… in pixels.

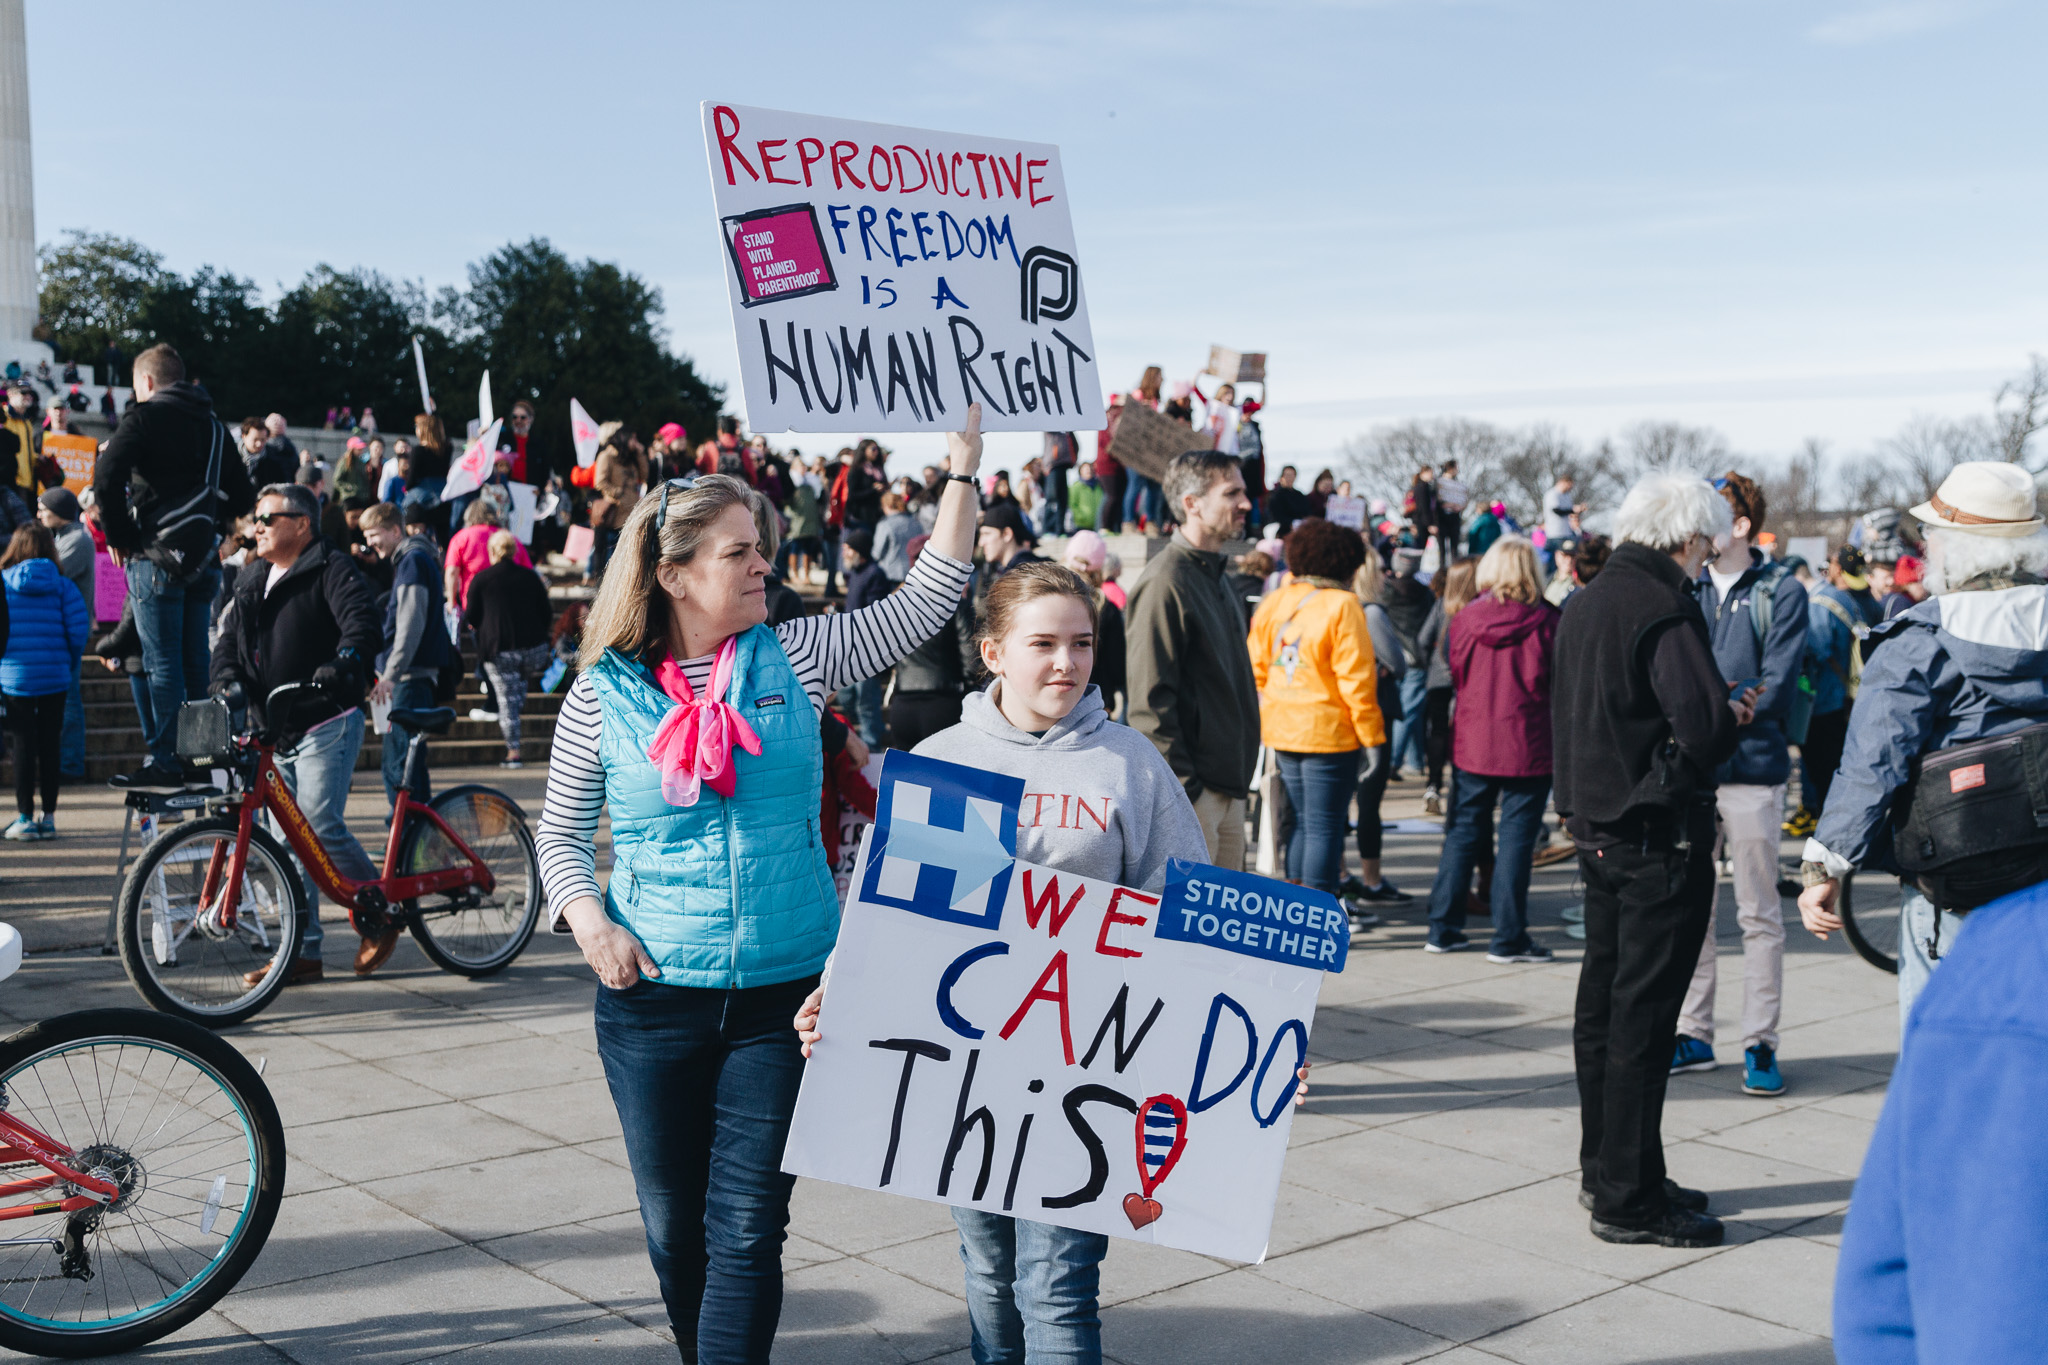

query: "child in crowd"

left=795, top=563, right=1308, bottom=1363
left=1, top=525, right=90, bottom=839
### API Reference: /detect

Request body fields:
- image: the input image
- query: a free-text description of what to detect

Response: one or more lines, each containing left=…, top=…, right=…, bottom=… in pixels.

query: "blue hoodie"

left=1, top=557, right=89, bottom=697
left=1697, top=550, right=1808, bottom=786
left=1834, top=885, right=2048, bottom=1361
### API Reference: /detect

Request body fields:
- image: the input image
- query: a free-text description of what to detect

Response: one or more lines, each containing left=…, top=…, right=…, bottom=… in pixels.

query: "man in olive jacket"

left=1126, top=450, right=1258, bottom=868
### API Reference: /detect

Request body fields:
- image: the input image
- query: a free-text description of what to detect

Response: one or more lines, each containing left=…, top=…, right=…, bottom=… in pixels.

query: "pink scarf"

left=646, top=637, right=762, bottom=806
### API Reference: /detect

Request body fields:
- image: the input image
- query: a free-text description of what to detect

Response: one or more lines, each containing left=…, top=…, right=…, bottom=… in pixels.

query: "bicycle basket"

left=175, top=697, right=238, bottom=767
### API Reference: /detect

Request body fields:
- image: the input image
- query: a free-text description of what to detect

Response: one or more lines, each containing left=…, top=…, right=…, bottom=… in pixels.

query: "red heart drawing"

left=1123, top=1193, right=1163, bottom=1229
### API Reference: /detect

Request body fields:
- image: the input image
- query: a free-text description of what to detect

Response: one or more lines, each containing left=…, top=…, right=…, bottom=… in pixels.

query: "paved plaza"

left=0, top=775, right=1891, bottom=1363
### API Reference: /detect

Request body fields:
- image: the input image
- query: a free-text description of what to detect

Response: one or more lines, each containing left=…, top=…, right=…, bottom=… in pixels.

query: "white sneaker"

left=468, top=708, right=499, bottom=723
left=1, top=815, right=34, bottom=841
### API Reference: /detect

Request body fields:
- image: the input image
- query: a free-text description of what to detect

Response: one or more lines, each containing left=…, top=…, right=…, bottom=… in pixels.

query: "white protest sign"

left=442, top=418, right=503, bottom=501
left=784, top=752, right=1346, bottom=1263
left=700, top=102, right=1103, bottom=435
left=478, top=370, right=495, bottom=429
left=507, top=481, right=537, bottom=544
left=569, top=398, right=602, bottom=468
left=412, top=336, right=434, bottom=414
left=1324, top=495, right=1367, bottom=531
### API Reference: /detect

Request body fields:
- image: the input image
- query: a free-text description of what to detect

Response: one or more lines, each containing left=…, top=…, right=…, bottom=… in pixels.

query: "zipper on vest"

left=725, top=797, right=741, bottom=989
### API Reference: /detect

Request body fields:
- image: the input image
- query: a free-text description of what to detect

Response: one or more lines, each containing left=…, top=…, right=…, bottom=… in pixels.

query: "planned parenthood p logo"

left=862, top=751, right=1023, bottom=930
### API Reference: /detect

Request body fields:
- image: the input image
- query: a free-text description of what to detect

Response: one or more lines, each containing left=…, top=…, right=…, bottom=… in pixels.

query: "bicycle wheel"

left=399, top=785, right=541, bottom=977
left=1839, top=873, right=1902, bottom=975
left=117, top=817, right=306, bottom=1027
left=0, top=1009, right=285, bottom=1358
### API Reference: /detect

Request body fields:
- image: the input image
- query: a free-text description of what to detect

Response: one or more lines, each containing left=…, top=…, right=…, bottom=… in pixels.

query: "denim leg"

left=60, top=659, right=84, bottom=777
left=1275, top=752, right=1309, bottom=884
left=126, top=673, right=156, bottom=740
left=180, top=564, right=218, bottom=707
left=1011, top=1218, right=1107, bottom=1365
left=1488, top=776, right=1552, bottom=955
left=125, top=561, right=184, bottom=766
left=953, top=1209, right=1026, bottom=1365
left=1391, top=669, right=1429, bottom=774
left=381, top=677, right=437, bottom=809
left=273, top=712, right=377, bottom=961
left=853, top=676, right=886, bottom=749
left=1426, top=769, right=1495, bottom=944
left=1897, top=887, right=1966, bottom=1039
left=1281, top=750, right=1358, bottom=893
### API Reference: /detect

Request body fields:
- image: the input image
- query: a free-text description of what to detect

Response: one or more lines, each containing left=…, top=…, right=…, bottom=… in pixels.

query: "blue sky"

left=25, top=1, right=2047, bottom=478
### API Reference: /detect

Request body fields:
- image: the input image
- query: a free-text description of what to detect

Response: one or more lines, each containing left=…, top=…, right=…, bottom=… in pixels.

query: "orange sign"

left=42, top=432, right=97, bottom=495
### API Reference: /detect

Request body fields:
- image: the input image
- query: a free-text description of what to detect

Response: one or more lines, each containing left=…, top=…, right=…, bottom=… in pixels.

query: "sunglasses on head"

left=651, top=477, right=696, bottom=535
left=253, top=511, right=307, bottom=526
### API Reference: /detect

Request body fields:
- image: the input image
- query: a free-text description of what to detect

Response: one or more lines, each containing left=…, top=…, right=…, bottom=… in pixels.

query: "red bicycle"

left=0, top=923, right=284, bottom=1356
left=116, top=682, right=542, bottom=1027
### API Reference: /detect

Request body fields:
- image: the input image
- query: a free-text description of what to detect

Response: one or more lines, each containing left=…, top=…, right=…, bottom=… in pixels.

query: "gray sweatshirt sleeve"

left=385, top=582, right=429, bottom=682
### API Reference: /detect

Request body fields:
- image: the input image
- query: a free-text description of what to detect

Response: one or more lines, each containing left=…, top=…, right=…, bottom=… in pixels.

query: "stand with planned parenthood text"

left=782, top=752, right=1347, bottom=1264
left=700, top=102, right=1103, bottom=435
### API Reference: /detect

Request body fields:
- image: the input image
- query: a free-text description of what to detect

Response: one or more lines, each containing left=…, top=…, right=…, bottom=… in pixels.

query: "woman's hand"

left=794, top=985, right=825, bottom=1058
left=946, top=402, right=984, bottom=479
left=928, top=404, right=987, bottom=567
left=561, top=896, right=659, bottom=988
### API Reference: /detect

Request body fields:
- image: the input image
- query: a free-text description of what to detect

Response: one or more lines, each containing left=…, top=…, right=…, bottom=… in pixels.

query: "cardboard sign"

left=700, top=102, right=1102, bottom=435
left=1107, top=401, right=1211, bottom=484
left=1324, top=495, right=1366, bottom=530
left=43, top=432, right=97, bottom=495
left=1205, top=346, right=1266, bottom=385
left=94, top=551, right=126, bottom=623
left=783, top=751, right=1345, bottom=1263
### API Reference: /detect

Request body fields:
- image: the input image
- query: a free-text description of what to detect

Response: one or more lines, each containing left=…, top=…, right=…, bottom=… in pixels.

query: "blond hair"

left=978, top=561, right=1098, bottom=651
left=487, top=529, right=519, bottom=563
left=359, top=502, right=401, bottom=533
left=579, top=475, right=765, bottom=669
left=1352, top=550, right=1384, bottom=603
left=1475, top=536, right=1544, bottom=605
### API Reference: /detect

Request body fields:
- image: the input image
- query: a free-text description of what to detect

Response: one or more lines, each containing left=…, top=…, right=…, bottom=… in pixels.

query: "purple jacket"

left=1448, top=593, right=1560, bottom=778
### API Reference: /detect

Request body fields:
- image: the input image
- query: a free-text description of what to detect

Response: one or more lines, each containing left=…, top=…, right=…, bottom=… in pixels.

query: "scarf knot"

left=645, top=636, right=763, bottom=807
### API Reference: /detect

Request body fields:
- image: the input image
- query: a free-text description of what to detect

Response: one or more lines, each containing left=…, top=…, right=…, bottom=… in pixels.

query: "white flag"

left=441, top=418, right=503, bottom=501
left=412, top=336, right=434, bottom=414
left=478, top=370, right=494, bottom=428
left=569, top=398, right=601, bottom=468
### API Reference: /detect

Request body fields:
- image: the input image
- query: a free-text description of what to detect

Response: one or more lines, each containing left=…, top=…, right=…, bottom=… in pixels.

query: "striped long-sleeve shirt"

left=535, top=550, right=974, bottom=921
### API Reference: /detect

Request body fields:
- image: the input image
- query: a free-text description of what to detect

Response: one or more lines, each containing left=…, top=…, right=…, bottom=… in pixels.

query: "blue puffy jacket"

left=1, top=557, right=88, bottom=698
left=1698, top=552, right=1808, bottom=786
left=1812, top=583, right=2048, bottom=870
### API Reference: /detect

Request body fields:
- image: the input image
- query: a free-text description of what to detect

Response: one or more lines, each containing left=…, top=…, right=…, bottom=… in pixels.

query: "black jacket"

left=461, top=559, right=553, bottom=659
left=1380, top=572, right=1435, bottom=667
left=1125, top=535, right=1261, bottom=800
left=211, top=539, right=382, bottom=729
left=247, top=438, right=298, bottom=492
left=1265, top=484, right=1311, bottom=533
left=895, top=589, right=978, bottom=694
left=94, top=384, right=258, bottom=559
left=1552, top=541, right=1740, bottom=844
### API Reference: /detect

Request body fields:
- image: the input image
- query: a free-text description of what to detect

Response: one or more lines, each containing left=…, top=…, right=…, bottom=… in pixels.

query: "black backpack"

left=1891, top=720, right=2048, bottom=910
left=143, top=419, right=231, bottom=581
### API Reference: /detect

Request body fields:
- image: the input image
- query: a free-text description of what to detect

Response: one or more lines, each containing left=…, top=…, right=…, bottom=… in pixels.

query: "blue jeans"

left=271, top=710, right=377, bottom=961
left=836, top=678, right=885, bottom=749
left=1427, top=769, right=1550, bottom=954
left=1897, top=886, right=1964, bottom=1039
left=126, top=559, right=220, bottom=767
left=1276, top=749, right=1360, bottom=893
left=595, top=975, right=813, bottom=1364
left=380, top=676, right=438, bottom=809
left=60, top=660, right=83, bottom=777
left=1390, top=669, right=1428, bottom=775
left=952, top=1210, right=1108, bottom=1365
left=126, top=673, right=155, bottom=741
left=1122, top=474, right=1161, bottom=529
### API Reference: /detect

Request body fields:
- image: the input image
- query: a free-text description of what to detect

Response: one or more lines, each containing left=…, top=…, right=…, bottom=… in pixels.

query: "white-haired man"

left=1820, top=461, right=2048, bottom=1361
left=1553, top=472, right=1755, bottom=1248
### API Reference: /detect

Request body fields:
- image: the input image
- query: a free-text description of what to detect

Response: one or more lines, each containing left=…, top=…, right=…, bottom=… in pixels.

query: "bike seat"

left=388, top=706, right=458, bottom=735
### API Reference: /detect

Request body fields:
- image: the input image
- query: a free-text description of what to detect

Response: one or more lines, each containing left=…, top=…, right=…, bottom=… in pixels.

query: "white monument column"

left=0, top=0, right=50, bottom=369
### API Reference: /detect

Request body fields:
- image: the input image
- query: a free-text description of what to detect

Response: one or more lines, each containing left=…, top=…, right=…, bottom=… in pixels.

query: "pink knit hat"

left=1064, top=529, right=1107, bottom=572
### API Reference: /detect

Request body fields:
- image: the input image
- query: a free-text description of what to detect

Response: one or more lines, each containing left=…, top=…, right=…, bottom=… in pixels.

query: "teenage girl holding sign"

left=796, top=563, right=1310, bottom=1363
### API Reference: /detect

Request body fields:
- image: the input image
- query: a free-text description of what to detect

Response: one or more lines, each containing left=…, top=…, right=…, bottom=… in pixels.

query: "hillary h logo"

left=861, top=751, right=1022, bottom=930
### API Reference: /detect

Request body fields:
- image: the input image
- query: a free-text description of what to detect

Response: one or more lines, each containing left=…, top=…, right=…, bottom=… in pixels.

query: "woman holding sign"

left=534, top=408, right=985, bottom=1364
left=794, top=563, right=1309, bottom=1364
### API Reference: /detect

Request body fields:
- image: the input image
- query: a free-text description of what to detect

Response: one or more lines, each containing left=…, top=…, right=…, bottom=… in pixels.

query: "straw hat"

left=1911, top=461, right=2043, bottom=538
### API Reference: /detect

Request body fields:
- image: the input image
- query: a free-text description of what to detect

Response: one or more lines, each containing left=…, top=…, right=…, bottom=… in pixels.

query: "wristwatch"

left=944, top=472, right=977, bottom=486
left=1800, top=860, right=1834, bottom=888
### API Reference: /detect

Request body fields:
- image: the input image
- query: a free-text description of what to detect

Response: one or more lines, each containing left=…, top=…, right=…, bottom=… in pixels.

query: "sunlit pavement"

left=0, top=776, right=1885, bottom=1363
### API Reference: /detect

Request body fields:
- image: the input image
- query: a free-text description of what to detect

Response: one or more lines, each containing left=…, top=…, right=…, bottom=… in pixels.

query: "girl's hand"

left=794, top=985, right=825, bottom=1058
left=561, top=897, right=659, bottom=989
left=946, top=403, right=984, bottom=478
left=1294, top=1062, right=1312, bottom=1107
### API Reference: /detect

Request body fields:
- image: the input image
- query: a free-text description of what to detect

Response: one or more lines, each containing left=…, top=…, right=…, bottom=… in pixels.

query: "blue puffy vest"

left=584, top=626, right=840, bottom=988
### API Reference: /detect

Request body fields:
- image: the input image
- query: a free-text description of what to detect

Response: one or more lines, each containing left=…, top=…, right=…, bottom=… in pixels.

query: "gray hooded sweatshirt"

left=912, top=682, right=1210, bottom=892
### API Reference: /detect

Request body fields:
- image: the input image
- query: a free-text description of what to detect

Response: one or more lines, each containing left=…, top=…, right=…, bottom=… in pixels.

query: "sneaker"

left=1387, top=768, right=1404, bottom=783
left=499, top=759, right=525, bottom=770
left=1560, top=902, right=1586, bottom=924
left=1347, top=906, right=1381, bottom=929
left=1424, top=933, right=1470, bottom=954
left=33, top=816, right=54, bottom=841
left=1353, top=879, right=1413, bottom=904
left=1590, top=1207, right=1724, bottom=1248
left=1487, top=943, right=1556, bottom=964
left=1423, top=787, right=1442, bottom=816
left=468, top=708, right=500, bottom=723
left=1670, top=1035, right=1717, bottom=1074
left=1, top=815, right=34, bottom=841
left=1781, top=806, right=1817, bottom=838
left=1580, top=1178, right=1710, bottom=1214
left=1742, top=1044, right=1785, bottom=1096
left=110, top=761, right=192, bottom=794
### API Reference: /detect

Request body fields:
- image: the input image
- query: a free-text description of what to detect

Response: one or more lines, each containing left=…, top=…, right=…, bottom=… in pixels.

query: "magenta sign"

left=721, top=203, right=839, bottom=307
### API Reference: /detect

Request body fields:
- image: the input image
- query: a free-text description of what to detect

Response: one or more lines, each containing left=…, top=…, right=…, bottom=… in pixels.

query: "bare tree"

left=1337, top=416, right=1512, bottom=510
left=1617, top=421, right=1732, bottom=483
left=1881, top=414, right=1994, bottom=504
left=1995, top=353, right=2048, bottom=468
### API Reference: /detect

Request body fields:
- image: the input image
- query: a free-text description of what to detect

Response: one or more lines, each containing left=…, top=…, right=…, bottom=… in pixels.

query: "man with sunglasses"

left=212, top=483, right=385, bottom=986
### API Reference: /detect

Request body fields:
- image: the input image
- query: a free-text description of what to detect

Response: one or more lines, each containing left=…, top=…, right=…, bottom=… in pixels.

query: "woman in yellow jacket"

left=1249, top=519, right=1385, bottom=898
